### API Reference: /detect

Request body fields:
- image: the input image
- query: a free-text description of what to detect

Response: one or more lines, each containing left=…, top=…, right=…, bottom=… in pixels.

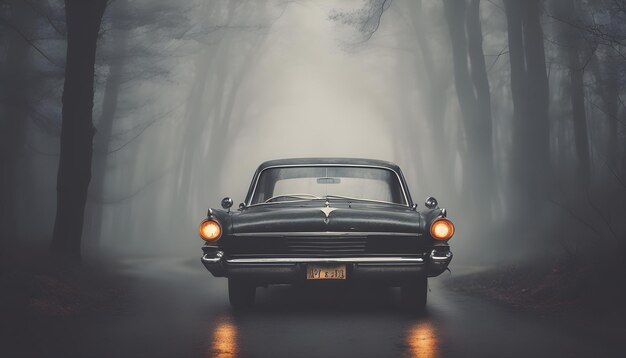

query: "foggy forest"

left=1, top=0, right=625, bottom=357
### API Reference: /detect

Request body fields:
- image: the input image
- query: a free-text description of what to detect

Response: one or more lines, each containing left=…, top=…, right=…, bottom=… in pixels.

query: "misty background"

left=1, top=0, right=625, bottom=268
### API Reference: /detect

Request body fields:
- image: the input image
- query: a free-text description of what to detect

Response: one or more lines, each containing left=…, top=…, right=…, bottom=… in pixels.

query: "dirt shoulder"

left=0, top=248, right=131, bottom=320
left=0, top=246, right=134, bottom=357
left=445, top=257, right=626, bottom=346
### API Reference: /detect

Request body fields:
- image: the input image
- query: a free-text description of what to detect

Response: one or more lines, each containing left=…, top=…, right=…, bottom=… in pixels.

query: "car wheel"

left=400, top=276, right=427, bottom=312
left=228, top=279, right=256, bottom=310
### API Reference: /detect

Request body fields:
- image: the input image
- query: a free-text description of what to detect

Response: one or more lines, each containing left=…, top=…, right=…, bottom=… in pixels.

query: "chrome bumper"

left=220, top=256, right=424, bottom=264
left=201, top=249, right=452, bottom=283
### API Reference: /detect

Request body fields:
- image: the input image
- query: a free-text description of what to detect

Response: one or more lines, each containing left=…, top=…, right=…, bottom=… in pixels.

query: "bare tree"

left=412, top=0, right=453, bottom=192
left=0, top=0, right=36, bottom=253
left=443, top=0, right=494, bottom=213
left=50, top=0, right=108, bottom=260
left=84, top=0, right=128, bottom=247
left=551, top=0, right=592, bottom=189
left=503, top=0, right=551, bottom=214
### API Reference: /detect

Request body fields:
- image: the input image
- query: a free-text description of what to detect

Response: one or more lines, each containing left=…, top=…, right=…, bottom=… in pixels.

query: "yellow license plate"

left=306, top=264, right=346, bottom=280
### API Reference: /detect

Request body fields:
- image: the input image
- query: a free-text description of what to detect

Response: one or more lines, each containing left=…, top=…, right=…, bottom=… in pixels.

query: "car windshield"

left=249, top=166, right=407, bottom=205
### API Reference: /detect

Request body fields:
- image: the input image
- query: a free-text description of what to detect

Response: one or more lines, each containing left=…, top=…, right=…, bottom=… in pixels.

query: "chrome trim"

left=247, top=197, right=412, bottom=208
left=225, top=257, right=424, bottom=264
left=246, top=199, right=319, bottom=206
left=430, top=250, right=452, bottom=261
left=320, top=205, right=337, bottom=218
left=221, top=197, right=233, bottom=210
left=231, top=231, right=422, bottom=237
left=425, top=196, right=438, bottom=209
left=201, top=251, right=223, bottom=263
left=246, top=164, right=411, bottom=207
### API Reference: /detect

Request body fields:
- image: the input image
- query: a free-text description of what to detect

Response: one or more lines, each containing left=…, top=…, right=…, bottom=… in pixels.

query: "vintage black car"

left=199, top=158, right=454, bottom=311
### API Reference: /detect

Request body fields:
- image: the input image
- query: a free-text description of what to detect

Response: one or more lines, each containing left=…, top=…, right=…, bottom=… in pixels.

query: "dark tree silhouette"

left=503, top=0, right=551, bottom=214
left=84, top=0, right=128, bottom=247
left=413, top=0, right=453, bottom=192
left=50, top=0, right=108, bottom=260
left=552, top=0, right=591, bottom=189
left=0, top=0, right=33, bottom=253
left=443, top=0, right=494, bottom=212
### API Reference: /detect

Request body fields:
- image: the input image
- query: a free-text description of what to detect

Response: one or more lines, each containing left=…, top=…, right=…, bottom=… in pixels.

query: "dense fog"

left=4, top=2, right=626, bottom=357
left=1, top=0, right=625, bottom=267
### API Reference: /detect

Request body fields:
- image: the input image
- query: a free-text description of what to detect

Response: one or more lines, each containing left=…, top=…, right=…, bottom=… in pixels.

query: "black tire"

left=400, top=276, right=428, bottom=313
left=228, top=279, right=256, bottom=310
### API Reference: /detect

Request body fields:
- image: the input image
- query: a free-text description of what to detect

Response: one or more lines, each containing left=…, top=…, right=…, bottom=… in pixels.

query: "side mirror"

left=425, top=196, right=438, bottom=209
left=221, top=197, right=233, bottom=211
left=238, top=202, right=246, bottom=210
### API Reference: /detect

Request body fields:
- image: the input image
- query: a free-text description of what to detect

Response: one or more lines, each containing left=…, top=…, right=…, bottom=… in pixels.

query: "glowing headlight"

left=430, top=218, right=455, bottom=240
left=199, top=219, right=222, bottom=242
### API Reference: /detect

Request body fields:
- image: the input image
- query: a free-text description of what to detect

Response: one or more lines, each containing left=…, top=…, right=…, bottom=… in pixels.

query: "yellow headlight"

left=430, top=218, right=455, bottom=240
left=199, top=219, right=222, bottom=242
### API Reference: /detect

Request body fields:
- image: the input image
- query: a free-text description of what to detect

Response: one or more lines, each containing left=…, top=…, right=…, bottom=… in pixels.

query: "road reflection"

left=405, top=321, right=438, bottom=358
left=209, top=314, right=238, bottom=358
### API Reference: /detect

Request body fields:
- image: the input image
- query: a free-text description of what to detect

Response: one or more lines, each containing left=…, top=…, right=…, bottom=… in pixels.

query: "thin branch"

left=579, top=42, right=598, bottom=72
left=329, top=0, right=392, bottom=45
left=585, top=96, right=626, bottom=128
left=548, top=199, right=606, bottom=240
left=544, top=5, right=626, bottom=47
left=0, top=18, right=58, bottom=66
left=585, top=190, right=619, bottom=242
left=485, top=0, right=504, bottom=12
left=21, top=0, right=65, bottom=36
left=106, top=100, right=186, bottom=154
left=602, top=157, right=626, bottom=190
left=359, top=0, right=390, bottom=43
left=487, top=45, right=509, bottom=73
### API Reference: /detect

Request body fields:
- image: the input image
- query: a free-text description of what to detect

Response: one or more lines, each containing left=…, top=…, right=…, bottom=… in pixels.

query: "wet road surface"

left=5, top=257, right=619, bottom=357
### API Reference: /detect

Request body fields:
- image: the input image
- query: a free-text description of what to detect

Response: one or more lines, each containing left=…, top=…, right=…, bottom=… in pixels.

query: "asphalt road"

left=8, top=257, right=619, bottom=358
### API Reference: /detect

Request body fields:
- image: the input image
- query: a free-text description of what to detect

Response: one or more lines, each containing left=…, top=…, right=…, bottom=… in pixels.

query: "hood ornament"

left=320, top=201, right=337, bottom=224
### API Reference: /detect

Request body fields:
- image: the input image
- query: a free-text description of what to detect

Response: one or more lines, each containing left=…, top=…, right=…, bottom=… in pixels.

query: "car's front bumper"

left=201, top=249, right=452, bottom=285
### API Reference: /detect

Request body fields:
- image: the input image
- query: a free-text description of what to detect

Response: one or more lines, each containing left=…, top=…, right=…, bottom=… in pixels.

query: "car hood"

left=231, top=202, right=420, bottom=234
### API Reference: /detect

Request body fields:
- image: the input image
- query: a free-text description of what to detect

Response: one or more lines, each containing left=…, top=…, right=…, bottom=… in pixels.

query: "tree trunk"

left=50, top=0, right=107, bottom=261
left=552, top=0, right=591, bottom=188
left=503, top=0, right=551, bottom=214
left=566, top=44, right=591, bottom=188
left=84, top=1, right=128, bottom=248
left=0, top=0, right=33, bottom=255
left=465, top=0, right=494, bottom=208
left=502, top=0, right=527, bottom=209
left=413, top=0, right=452, bottom=193
left=522, top=0, right=551, bottom=196
left=605, top=54, right=619, bottom=169
left=443, top=0, right=494, bottom=212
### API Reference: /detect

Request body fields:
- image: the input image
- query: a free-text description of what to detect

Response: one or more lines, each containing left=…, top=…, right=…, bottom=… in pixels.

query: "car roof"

left=257, top=157, right=402, bottom=172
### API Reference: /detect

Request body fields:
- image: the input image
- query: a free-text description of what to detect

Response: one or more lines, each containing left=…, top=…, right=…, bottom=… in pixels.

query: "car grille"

left=224, top=234, right=425, bottom=259
left=286, top=236, right=366, bottom=256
